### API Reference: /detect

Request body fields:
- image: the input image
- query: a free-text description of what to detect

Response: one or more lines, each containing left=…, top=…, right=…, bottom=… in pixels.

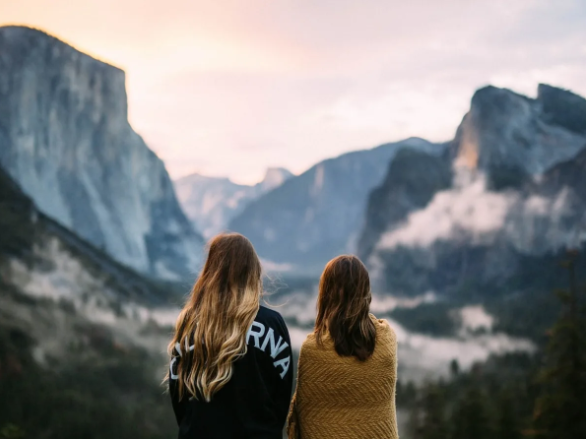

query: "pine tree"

left=495, top=390, right=521, bottom=439
left=418, top=383, right=449, bottom=439
left=450, top=386, right=492, bottom=439
left=449, top=359, right=460, bottom=378
left=532, top=251, right=586, bottom=439
left=406, top=401, right=422, bottom=439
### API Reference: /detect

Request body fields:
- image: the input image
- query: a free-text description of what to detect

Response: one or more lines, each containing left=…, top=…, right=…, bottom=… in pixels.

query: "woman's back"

left=289, top=315, right=398, bottom=439
left=166, top=233, right=293, bottom=439
left=288, top=255, right=399, bottom=439
left=170, top=306, right=292, bottom=439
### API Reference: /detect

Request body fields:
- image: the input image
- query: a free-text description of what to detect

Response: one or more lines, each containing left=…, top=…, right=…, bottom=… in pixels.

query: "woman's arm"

left=273, top=314, right=294, bottom=426
left=168, top=353, right=188, bottom=426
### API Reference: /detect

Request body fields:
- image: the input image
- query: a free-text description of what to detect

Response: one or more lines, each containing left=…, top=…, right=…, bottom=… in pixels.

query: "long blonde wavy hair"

left=167, top=233, right=262, bottom=401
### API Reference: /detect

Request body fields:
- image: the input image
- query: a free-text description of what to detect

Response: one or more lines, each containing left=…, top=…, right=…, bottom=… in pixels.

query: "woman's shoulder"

left=300, top=332, right=317, bottom=348
left=299, top=332, right=325, bottom=357
left=256, top=305, right=288, bottom=329
left=369, top=314, right=397, bottom=343
left=257, top=304, right=284, bottom=321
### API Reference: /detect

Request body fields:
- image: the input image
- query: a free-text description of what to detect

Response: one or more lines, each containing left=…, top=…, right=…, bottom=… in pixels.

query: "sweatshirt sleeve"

left=168, top=352, right=188, bottom=426
left=274, top=314, right=294, bottom=426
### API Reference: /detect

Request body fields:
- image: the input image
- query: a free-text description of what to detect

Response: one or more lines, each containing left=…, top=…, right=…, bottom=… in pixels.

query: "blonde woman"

left=168, top=233, right=293, bottom=439
left=288, top=255, right=399, bottom=439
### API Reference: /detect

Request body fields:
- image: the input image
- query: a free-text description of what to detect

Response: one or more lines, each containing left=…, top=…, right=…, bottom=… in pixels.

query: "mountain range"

left=0, top=155, right=181, bottom=373
left=229, top=138, right=446, bottom=272
left=2, top=25, right=585, bottom=293
left=218, top=83, right=586, bottom=283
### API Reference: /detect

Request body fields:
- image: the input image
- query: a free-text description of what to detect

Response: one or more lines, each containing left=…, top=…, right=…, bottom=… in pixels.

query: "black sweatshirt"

left=169, top=306, right=293, bottom=439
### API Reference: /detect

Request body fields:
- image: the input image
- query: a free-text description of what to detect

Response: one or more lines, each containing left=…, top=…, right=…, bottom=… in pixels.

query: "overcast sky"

left=2, top=0, right=586, bottom=183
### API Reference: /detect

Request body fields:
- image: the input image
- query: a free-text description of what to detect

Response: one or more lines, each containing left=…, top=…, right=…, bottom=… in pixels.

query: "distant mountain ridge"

left=175, top=167, right=293, bottom=238
left=0, top=25, right=203, bottom=280
left=229, top=138, right=447, bottom=272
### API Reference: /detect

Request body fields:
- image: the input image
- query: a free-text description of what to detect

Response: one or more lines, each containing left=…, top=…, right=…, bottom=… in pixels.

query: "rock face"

left=0, top=26, right=202, bottom=279
left=229, top=138, right=446, bottom=272
left=362, top=84, right=586, bottom=295
left=175, top=167, right=293, bottom=239
left=451, top=85, right=586, bottom=187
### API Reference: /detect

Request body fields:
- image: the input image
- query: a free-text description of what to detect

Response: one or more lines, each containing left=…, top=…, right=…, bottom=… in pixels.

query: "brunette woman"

left=167, top=233, right=293, bottom=439
left=288, top=255, right=398, bottom=439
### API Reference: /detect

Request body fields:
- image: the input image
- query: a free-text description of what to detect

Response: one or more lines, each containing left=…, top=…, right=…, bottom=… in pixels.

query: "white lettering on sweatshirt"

left=170, top=321, right=291, bottom=380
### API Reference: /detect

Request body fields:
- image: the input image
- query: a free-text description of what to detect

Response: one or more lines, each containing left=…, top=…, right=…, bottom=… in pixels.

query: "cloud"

left=392, top=318, right=535, bottom=381
left=459, top=305, right=494, bottom=333
left=375, top=168, right=584, bottom=256
left=370, top=292, right=438, bottom=314
left=506, top=188, right=583, bottom=255
left=377, top=174, right=517, bottom=250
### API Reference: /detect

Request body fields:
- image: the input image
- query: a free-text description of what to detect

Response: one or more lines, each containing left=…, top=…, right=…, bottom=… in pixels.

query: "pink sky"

left=2, top=0, right=586, bottom=184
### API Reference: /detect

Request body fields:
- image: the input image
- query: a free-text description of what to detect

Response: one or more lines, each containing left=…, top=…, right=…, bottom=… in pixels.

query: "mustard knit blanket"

left=287, top=315, right=399, bottom=439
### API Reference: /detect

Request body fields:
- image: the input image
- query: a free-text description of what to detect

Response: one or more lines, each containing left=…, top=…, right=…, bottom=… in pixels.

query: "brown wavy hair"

left=167, top=233, right=262, bottom=401
left=314, top=255, right=376, bottom=361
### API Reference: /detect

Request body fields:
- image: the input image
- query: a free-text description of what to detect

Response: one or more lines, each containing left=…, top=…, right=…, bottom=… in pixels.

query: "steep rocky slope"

left=0, top=26, right=202, bottom=279
left=0, top=162, right=181, bottom=324
left=175, top=167, right=292, bottom=238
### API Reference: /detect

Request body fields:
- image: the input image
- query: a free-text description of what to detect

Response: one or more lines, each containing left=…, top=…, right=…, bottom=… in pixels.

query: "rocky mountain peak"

left=452, top=84, right=586, bottom=184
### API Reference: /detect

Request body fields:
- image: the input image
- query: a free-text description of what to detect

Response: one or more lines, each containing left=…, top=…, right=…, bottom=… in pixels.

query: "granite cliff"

left=0, top=26, right=202, bottom=279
